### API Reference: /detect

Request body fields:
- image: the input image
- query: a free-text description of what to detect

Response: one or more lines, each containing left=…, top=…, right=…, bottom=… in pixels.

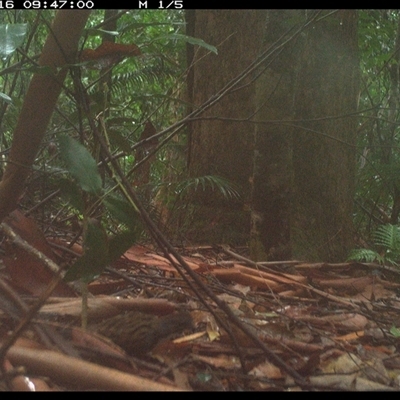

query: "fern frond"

left=176, top=175, right=241, bottom=201
left=347, top=248, right=384, bottom=264
left=373, top=224, right=400, bottom=251
left=110, top=62, right=176, bottom=97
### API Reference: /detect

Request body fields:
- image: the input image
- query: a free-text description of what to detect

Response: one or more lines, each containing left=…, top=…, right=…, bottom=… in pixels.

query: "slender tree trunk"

left=0, top=10, right=90, bottom=222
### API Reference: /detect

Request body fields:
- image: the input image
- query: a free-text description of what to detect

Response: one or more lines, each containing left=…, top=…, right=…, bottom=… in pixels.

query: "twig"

left=219, top=244, right=302, bottom=269
left=1, top=222, right=62, bottom=276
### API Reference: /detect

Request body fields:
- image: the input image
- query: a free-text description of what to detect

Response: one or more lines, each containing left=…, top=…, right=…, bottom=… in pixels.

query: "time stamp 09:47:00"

left=0, top=1, right=94, bottom=8
left=0, top=0, right=184, bottom=8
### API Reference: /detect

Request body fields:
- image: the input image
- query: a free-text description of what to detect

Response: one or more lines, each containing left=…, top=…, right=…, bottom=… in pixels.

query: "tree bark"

left=291, top=10, right=359, bottom=261
left=250, top=10, right=301, bottom=261
left=186, top=10, right=266, bottom=244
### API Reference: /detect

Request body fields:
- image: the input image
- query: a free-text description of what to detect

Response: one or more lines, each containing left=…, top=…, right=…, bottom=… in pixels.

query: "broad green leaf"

left=158, top=33, right=218, bottom=54
left=64, top=254, right=91, bottom=284
left=64, top=219, right=109, bottom=282
left=0, top=24, right=27, bottom=59
left=64, top=220, right=139, bottom=283
left=107, top=229, right=138, bottom=263
left=103, top=194, right=139, bottom=230
left=58, top=135, right=102, bottom=195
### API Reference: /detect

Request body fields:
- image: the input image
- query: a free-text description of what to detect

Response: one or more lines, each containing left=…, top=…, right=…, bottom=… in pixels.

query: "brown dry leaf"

left=335, top=331, right=365, bottom=341
left=249, top=360, right=283, bottom=380
left=361, top=358, right=391, bottom=385
left=309, top=374, right=395, bottom=391
left=122, top=244, right=149, bottom=256
left=217, top=293, right=244, bottom=310
left=353, top=377, right=395, bottom=391
left=363, top=344, right=395, bottom=357
left=231, top=284, right=251, bottom=296
left=151, top=338, right=193, bottom=390
left=88, top=279, right=128, bottom=295
left=123, top=247, right=171, bottom=268
left=354, top=283, right=395, bottom=301
left=321, top=352, right=362, bottom=374
left=170, top=368, right=191, bottom=391
left=120, top=246, right=200, bottom=273
left=290, top=313, right=368, bottom=331
left=328, top=313, right=369, bottom=330
left=198, top=312, right=221, bottom=343
left=192, top=354, right=241, bottom=369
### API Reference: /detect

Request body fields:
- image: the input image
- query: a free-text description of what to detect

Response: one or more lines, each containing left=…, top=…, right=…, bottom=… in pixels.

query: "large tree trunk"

left=185, top=10, right=359, bottom=260
left=291, top=10, right=359, bottom=261
left=186, top=10, right=266, bottom=244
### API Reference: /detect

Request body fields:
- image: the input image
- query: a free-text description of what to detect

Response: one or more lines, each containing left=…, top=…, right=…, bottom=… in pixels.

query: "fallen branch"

left=6, top=346, right=183, bottom=391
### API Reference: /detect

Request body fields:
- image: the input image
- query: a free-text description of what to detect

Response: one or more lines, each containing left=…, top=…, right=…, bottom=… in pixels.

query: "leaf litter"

left=1, top=213, right=400, bottom=390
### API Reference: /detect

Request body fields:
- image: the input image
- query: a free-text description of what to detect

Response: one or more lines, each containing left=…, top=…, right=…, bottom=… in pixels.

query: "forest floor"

left=1, top=210, right=400, bottom=391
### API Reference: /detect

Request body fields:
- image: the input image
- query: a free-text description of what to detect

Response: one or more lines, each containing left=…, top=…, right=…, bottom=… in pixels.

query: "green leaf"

left=85, top=28, right=120, bottom=36
left=347, top=248, right=383, bottom=264
left=107, top=229, right=138, bottom=263
left=0, top=24, right=27, bottom=59
left=373, top=224, right=400, bottom=252
left=390, top=326, right=400, bottom=337
left=103, top=194, right=139, bottom=230
left=58, top=135, right=102, bottom=195
left=158, top=33, right=218, bottom=54
left=0, top=92, right=12, bottom=104
left=64, top=219, right=109, bottom=282
left=176, top=175, right=241, bottom=200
